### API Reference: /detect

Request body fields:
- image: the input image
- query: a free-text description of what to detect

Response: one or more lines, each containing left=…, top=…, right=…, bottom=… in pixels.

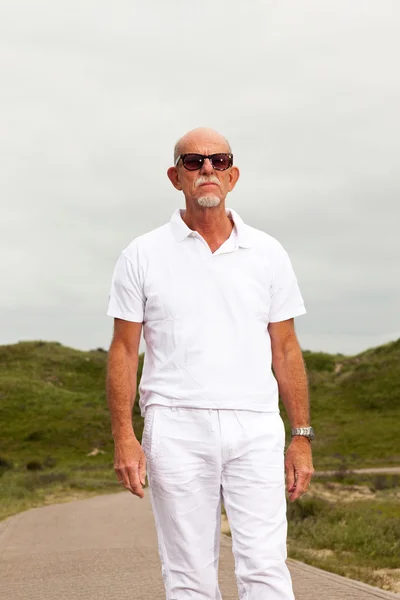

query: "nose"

left=200, top=157, right=214, bottom=175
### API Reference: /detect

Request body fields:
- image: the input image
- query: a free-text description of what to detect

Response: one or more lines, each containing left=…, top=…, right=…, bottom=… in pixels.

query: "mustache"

left=194, top=175, right=221, bottom=188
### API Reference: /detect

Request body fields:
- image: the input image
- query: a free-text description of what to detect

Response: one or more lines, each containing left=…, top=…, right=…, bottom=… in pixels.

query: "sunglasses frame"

left=175, top=153, right=233, bottom=171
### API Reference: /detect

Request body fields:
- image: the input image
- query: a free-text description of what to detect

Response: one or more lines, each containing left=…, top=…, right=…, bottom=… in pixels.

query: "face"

left=167, top=133, right=240, bottom=208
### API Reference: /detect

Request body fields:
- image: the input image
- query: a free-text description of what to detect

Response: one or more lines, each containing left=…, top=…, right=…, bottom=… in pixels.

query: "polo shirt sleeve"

left=269, top=244, right=307, bottom=323
left=106, top=247, right=145, bottom=323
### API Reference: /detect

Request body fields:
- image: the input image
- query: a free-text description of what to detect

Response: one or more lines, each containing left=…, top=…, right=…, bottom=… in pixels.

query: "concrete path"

left=0, top=491, right=398, bottom=600
left=315, top=467, right=400, bottom=476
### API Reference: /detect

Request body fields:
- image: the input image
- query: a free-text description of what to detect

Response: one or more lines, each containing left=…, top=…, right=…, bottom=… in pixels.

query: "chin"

left=197, top=196, right=221, bottom=208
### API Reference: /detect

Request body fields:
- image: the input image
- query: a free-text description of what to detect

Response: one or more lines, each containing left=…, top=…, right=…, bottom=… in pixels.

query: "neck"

left=181, top=204, right=234, bottom=243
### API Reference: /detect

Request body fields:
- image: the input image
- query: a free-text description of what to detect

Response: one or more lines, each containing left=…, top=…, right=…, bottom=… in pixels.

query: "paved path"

left=315, top=467, right=400, bottom=476
left=0, top=491, right=398, bottom=600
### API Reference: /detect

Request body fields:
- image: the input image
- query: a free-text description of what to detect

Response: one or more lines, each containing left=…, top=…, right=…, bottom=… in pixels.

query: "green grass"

left=0, top=464, right=123, bottom=522
left=296, top=340, right=400, bottom=468
left=287, top=495, right=400, bottom=570
left=0, top=338, right=399, bottom=473
left=0, top=341, right=145, bottom=468
left=0, top=340, right=145, bottom=521
left=286, top=488, right=400, bottom=592
left=314, top=471, right=400, bottom=490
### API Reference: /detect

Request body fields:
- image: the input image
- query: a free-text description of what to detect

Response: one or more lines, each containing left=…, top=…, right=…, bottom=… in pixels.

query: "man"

left=106, top=127, right=314, bottom=599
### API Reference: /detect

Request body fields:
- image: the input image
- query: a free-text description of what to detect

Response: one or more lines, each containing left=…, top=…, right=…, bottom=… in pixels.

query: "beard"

left=194, top=175, right=221, bottom=208
left=196, top=195, right=221, bottom=208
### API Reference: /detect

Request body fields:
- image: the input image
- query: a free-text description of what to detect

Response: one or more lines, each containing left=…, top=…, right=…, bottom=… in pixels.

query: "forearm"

left=106, top=340, right=139, bottom=440
left=272, top=337, right=310, bottom=428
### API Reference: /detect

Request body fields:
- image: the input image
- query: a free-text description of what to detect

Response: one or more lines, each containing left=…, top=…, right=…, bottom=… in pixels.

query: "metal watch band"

left=291, top=426, right=315, bottom=441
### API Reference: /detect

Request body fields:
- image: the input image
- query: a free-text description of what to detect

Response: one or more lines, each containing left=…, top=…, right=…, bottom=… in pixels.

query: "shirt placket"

left=191, top=231, right=238, bottom=259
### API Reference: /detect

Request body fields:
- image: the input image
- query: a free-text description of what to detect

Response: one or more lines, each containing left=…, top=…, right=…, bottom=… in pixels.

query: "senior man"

left=106, top=127, right=314, bottom=599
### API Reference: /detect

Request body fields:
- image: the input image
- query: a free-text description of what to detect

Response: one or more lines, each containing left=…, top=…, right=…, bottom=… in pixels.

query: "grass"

left=314, top=470, right=400, bottom=491
left=297, top=340, right=400, bottom=469
left=0, top=463, right=123, bottom=522
left=1, top=338, right=399, bottom=472
left=286, top=478, right=400, bottom=593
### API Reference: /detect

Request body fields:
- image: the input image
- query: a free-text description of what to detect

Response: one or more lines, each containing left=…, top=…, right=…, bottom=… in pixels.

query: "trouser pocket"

left=142, top=405, right=160, bottom=461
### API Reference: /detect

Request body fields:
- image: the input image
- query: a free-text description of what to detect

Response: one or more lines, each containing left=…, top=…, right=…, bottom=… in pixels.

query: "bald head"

left=173, top=127, right=232, bottom=163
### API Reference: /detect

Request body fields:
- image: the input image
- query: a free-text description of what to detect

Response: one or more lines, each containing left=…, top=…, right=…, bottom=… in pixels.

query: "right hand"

left=113, top=435, right=147, bottom=498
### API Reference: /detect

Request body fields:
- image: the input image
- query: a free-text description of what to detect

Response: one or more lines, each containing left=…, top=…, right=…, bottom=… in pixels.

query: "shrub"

left=26, top=460, right=42, bottom=471
left=302, top=351, right=335, bottom=372
left=0, top=456, right=13, bottom=475
left=25, top=431, right=44, bottom=442
left=23, top=471, right=68, bottom=491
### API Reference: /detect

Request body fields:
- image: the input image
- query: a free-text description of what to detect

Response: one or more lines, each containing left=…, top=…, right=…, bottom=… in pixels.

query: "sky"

left=1, top=0, right=399, bottom=356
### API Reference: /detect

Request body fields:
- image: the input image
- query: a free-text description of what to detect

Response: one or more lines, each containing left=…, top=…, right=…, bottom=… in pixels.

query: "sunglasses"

left=175, top=153, right=233, bottom=171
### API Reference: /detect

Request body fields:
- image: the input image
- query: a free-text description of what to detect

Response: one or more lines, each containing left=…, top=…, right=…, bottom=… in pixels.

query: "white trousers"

left=142, top=405, right=295, bottom=600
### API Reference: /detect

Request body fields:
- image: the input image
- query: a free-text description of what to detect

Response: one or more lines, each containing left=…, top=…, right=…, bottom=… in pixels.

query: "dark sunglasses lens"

left=182, top=154, right=203, bottom=170
left=211, top=154, right=231, bottom=170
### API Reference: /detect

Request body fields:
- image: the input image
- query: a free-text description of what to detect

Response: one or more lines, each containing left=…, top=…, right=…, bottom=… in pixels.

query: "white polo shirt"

left=107, top=207, right=306, bottom=417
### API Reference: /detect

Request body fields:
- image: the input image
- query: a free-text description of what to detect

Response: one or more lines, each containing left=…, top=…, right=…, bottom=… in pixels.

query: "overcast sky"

left=1, top=0, right=399, bottom=356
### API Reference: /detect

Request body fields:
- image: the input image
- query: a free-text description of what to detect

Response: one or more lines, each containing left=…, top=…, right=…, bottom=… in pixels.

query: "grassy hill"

left=0, top=338, right=399, bottom=472
left=302, top=339, right=400, bottom=468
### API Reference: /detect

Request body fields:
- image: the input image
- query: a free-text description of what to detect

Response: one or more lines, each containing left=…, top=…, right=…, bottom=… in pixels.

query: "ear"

left=167, top=166, right=182, bottom=190
left=227, top=166, right=240, bottom=192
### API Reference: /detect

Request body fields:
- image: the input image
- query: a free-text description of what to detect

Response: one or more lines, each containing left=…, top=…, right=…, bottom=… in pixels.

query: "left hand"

left=285, top=437, right=314, bottom=502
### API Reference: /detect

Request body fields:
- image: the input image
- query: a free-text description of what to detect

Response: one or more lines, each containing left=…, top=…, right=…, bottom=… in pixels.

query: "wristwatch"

left=291, top=426, right=315, bottom=441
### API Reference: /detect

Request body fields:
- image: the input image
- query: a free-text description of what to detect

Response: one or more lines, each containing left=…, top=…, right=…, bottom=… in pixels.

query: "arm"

left=268, top=318, right=314, bottom=502
left=107, top=318, right=142, bottom=439
left=106, top=318, right=146, bottom=498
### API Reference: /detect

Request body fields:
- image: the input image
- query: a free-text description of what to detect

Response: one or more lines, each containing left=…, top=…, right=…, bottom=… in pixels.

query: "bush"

left=0, top=456, right=13, bottom=475
left=302, top=351, right=335, bottom=372
left=26, top=460, right=42, bottom=471
left=23, top=471, right=68, bottom=491
left=25, top=431, right=44, bottom=442
left=288, top=496, right=400, bottom=567
left=370, top=474, right=400, bottom=492
left=287, top=496, right=326, bottom=521
left=43, top=455, right=57, bottom=468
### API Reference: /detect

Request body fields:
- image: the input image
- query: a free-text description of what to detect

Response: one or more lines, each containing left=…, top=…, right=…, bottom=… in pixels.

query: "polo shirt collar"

left=170, top=207, right=252, bottom=248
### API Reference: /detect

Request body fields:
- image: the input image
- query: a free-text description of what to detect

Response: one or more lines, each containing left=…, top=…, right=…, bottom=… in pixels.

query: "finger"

left=285, top=461, right=296, bottom=493
left=127, top=467, right=144, bottom=498
left=290, top=472, right=308, bottom=500
left=114, top=466, right=123, bottom=484
left=139, top=462, right=146, bottom=487
left=115, top=467, right=131, bottom=490
left=289, top=470, right=312, bottom=502
left=138, top=453, right=147, bottom=486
